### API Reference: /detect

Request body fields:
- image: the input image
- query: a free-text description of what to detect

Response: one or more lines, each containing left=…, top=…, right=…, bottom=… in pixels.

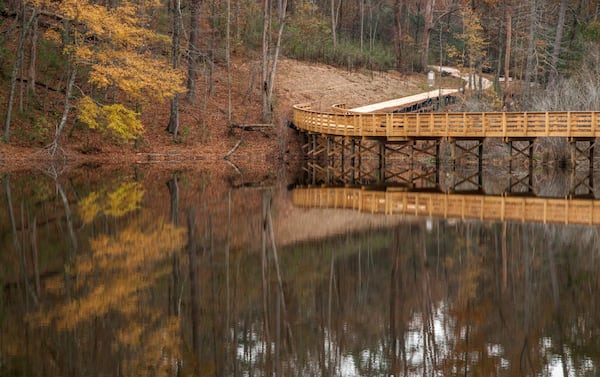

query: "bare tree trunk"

left=49, top=63, right=76, bottom=155
left=420, top=0, right=435, bottom=72
left=393, top=0, right=405, bottom=68
left=226, top=0, right=232, bottom=122
left=523, top=0, right=537, bottom=110
left=262, top=0, right=288, bottom=123
left=187, top=0, right=201, bottom=103
left=330, top=0, right=339, bottom=50
left=27, top=14, right=38, bottom=95
left=359, top=0, right=364, bottom=51
left=548, top=0, right=567, bottom=87
left=168, top=0, right=182, bottom=137
left=4, top=7, right=36, bottom=143
left=504, top=3, right=512, bottom=101
left=262, top=0, right=271, bottom=122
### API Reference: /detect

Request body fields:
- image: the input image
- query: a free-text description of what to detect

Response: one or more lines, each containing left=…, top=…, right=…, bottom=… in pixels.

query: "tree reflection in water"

left=1, top=168, right=600, bottom=376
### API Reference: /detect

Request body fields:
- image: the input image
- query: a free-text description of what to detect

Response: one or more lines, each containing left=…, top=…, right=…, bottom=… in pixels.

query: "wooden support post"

left=341, top=137, right=346, bottom=181
left=351, top=138, right=356, bottom=185
left=478, top=141, right=484, bottom=188
left=326, top=136, right=332, bottom=184
left=506, top=139, right=535, bottom=194
left=590, top=141, right=594, bottom=179
left=435, top=141, right=441, bottom=185
left=570, top=140, right=576, bottom=169
left=378, top=141, right=385, bottom=183
left=528, top=140, right=533, bottom=191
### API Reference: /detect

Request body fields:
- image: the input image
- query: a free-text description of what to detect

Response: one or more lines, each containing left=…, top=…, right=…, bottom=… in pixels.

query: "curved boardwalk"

left=293, top=104, right=600, bottom=141
left=292, top=187, right=600, bottom=226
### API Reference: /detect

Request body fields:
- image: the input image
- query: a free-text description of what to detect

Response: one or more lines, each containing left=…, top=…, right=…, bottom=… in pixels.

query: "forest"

left=1, top=0, right=600, bottom=157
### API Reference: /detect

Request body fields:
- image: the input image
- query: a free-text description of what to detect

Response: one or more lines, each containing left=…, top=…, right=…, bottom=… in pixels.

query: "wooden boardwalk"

left=293, top=104, right=600, bottom=141
left=293, top=187, right=600, bottom=226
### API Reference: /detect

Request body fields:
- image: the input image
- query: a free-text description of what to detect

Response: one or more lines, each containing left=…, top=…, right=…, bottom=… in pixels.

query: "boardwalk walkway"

left=348, top=66, right=492, bottom=114
left=292, top=67, right=600, bottom=141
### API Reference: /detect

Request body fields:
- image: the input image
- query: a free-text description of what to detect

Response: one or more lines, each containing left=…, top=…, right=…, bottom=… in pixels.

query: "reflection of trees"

left=6, top=170, right=600, bottom=376
left=1, top=172, right=187, bottom=376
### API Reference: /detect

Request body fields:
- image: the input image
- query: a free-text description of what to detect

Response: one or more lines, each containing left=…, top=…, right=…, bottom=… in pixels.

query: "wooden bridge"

left=293, top=104, right=600, bottom=141
left=292, top=186, right=600, bottom=226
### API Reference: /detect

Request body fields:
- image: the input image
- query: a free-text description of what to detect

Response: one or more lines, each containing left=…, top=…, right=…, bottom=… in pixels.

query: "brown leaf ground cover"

left=0, top=57, right=427, bottom=175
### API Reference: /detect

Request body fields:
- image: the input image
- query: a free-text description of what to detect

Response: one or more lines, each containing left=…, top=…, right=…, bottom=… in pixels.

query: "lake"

left=1, top=163, right=600, bottom=376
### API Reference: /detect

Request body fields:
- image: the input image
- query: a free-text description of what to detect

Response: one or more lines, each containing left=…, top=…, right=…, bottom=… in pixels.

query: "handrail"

left=292, top=104, right=600, bottom=140
left=292, top=187, right=600, bottom=225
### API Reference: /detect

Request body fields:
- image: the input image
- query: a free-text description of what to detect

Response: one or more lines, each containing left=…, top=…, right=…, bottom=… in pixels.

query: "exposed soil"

left=0, top=57, right=427, bottom=175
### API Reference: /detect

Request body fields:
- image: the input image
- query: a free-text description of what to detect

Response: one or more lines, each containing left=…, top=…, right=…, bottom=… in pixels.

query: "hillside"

left=0, top=57, right=427, bottom=174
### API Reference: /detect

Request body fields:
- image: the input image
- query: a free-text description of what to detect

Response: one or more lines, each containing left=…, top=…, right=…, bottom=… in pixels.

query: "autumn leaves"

left=29, top=0, right=185, bottom=142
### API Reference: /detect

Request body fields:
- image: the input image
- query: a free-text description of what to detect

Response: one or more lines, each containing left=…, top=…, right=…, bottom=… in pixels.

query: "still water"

left=2, top=165, right=600, bottom=376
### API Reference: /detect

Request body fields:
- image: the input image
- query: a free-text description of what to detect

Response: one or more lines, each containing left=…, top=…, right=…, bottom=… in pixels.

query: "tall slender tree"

left=168, top=0, right=183, bottom=138
left=393, top=0, right=405, bottom=68
left=187, top=0, right=202, bottom=103
left=420, top=0, right=435, bottom=71
left=548, top=0, right=568, bottom=86
left=4, top=6, right=36, bottom=143
left=262, top=0, right=288, bottom=123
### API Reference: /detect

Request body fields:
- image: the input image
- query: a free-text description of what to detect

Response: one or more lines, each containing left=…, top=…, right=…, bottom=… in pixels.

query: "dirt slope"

left=0, top=58, right=426, bottom=173
left=275, top=58, right=425, bottom=113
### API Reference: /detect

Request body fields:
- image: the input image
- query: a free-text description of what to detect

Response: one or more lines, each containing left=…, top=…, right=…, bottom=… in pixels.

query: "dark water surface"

left=2, top=166, right=600, bottom=376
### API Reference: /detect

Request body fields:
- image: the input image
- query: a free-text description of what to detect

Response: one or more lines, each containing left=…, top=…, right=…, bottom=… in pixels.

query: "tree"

left=548, top=0, right=568, bottom=86
left=187, top=0, right=202, bottom=103
left=262, top=0, right=288, bottom=123
left=27, top=0, right=185, bottom=146
left=4, top=6, right=36, bottom=143
left=168, top=0, right=183, bottom=138
left=504, top=0, right=512, bottom=104
left=460, top=6, right=488, bottom=91
left=420, top=0, right=435, bottom=71
left=393, top=0, right=405, bottom=68
left=330, top=0, right=340, bottom=50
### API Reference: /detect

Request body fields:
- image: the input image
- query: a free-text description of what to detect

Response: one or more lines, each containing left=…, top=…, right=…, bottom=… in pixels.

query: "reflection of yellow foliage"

left=121, top=317, right=183, bottom=376
left=52, top=220, right=186, bottom=331
left=79, top=191, right=101, bottom=224
left=105, top=182, right=144, bottom=217
left=78, top=182, right=143, bottom=223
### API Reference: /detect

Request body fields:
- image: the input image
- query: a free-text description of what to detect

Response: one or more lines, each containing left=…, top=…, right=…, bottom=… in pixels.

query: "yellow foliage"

left=88, top=50, right=185, bottom=102
left=459, top=8, right=488, bottom=71
left=78, top=97, right=144, bottom=141
left=28, top=0, right=185, bottom=109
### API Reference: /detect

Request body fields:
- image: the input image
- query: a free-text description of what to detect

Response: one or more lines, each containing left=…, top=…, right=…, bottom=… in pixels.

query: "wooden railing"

left=292, top=187, right=600, bottom=225
left=293, top=104, right=600, bottom=140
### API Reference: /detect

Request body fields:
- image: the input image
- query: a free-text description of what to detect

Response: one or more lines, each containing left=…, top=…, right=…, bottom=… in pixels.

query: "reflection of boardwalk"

left=292, top=187, right=600, bottom=225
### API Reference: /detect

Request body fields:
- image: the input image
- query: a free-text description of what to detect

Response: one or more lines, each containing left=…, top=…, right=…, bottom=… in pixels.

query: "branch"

left=223, top=138, right=243, bottom=159
left=433, top=6, right=461, bottom=27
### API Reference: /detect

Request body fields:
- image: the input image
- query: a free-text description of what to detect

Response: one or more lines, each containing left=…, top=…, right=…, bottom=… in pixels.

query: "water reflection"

left=1, top=167, right=600, bottom=376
